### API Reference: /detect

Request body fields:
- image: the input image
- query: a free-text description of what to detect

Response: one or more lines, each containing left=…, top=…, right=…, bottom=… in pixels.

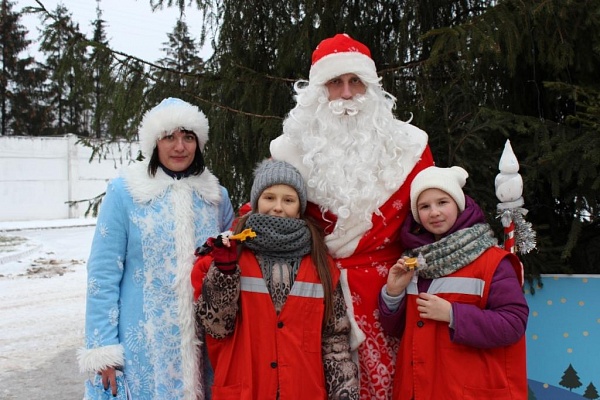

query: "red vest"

left=206, top=250, right=340, bottom=400
left=393, top=247, right=527, bottom=400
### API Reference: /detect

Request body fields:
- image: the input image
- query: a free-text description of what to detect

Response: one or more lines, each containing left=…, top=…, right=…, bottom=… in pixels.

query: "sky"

left=15, top=0, right=214, bottom=63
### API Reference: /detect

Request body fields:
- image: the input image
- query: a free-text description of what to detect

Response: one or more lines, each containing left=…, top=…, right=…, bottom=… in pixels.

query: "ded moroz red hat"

left=309, top=33, right=378, bottom=85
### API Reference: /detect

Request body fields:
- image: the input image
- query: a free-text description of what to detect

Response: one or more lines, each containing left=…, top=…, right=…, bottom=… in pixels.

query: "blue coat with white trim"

left=78, top=162, right=234, bottom=400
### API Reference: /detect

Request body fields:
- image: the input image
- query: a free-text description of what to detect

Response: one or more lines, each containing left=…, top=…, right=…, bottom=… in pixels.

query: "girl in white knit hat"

left=193, top=159, right=359, bottom=400
left=378, top=166, right=529, bottom=400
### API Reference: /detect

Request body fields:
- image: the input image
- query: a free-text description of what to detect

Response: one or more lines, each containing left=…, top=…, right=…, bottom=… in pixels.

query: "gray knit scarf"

left=243, top=213, right=312, bottom=287
left=404, top=223, right=498, bottom=279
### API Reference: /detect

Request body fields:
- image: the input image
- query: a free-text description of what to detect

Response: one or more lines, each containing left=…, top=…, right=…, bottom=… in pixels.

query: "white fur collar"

left=121, top=162, right=222, bottom=205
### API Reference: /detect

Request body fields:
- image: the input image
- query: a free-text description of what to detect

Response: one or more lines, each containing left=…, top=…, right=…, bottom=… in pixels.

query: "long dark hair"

left=147, top=131, right=205, bottom=177
left=233, top=213, right=335, bottom=324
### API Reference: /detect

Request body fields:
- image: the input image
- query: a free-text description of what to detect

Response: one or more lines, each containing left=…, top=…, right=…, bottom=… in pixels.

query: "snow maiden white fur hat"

left=410, top=166, right=469, bottom=224
left=138, top=97, right=209, bottom=157
left=309, top=33, right=379, bottom=85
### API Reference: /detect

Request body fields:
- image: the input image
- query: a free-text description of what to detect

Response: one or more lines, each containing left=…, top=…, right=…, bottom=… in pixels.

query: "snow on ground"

left=0, top=219, right=96, bottom=399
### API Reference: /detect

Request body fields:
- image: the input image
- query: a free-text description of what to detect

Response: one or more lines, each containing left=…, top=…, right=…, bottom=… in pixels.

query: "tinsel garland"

left=497, top=208, right=537, bottom=254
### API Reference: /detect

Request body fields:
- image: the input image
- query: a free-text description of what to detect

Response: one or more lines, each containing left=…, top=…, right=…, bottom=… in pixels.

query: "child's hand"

left=386, top=257, right=415, bottom=297
left=212, top=235, right=238, bottom=273
left=416, top=293, right=451, bottom=323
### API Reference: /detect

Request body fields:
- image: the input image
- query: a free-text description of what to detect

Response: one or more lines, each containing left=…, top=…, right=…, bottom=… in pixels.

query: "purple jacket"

left=378, top=196, right=529, bottom=348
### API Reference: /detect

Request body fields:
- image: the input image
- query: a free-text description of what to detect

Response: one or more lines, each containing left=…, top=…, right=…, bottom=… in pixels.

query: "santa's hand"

left=386, top=257, right=414, bottom=297
left=416, top=293, right=452, bottom=322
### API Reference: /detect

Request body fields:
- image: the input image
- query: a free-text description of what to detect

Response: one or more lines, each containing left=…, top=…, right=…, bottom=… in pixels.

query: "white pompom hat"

left=410, top=166, right=469, bottom=224
left=309, top=33, right=378, bottom=85
left=138, top=97, right=209, bottom=157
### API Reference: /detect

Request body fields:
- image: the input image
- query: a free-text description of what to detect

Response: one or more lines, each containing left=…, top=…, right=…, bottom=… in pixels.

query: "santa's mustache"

left=328, top=95, right=368, bottom=116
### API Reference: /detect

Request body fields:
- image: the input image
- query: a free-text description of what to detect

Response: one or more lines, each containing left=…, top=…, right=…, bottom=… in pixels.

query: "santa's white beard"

left=284, top=89, right=411, bottom=227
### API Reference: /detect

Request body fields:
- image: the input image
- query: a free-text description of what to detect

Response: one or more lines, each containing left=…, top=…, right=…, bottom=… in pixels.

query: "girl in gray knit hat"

left=193, top=159, right=359, bottom=400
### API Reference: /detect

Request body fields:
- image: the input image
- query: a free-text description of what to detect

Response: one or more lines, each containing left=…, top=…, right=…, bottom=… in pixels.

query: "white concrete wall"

left=0, top=135, right=139, bottom=222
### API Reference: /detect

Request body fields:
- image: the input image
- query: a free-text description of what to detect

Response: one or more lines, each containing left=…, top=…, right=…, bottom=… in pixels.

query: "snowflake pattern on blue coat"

left=81, top=163, right=234, bottom=400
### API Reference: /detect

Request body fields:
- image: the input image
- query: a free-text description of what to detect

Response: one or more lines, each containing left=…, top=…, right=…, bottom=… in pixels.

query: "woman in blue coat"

left=78, top=98, right=234, bottom=400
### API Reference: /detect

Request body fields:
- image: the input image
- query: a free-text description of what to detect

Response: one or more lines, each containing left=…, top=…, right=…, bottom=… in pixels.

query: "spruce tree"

left=149, top=17, right=204, bottom=105
left=584, top=382, right=599, bottom=400
left=38, top=4, right=90, bottom=136
left=88, top=0, right=114, bottom=139
left=559, top=363, right=583, bottom=392
left=0, top=0, right=49, bottom=136
left=417, top=0, right=600, bottom=281
left=10, top=57, right=52, bottom=136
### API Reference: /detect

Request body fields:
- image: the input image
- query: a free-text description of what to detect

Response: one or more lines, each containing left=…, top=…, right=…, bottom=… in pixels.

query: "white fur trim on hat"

left=410, top=166, right=469, bottom=224
left=309, top=51, right=378, bottom=85
left=309, top=34, right=378, bottom=85
left=138, top=98, right=209, bottom=157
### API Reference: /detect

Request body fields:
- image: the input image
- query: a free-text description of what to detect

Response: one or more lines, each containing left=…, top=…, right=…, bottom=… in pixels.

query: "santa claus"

left=270, top=33, right=434, bottom=399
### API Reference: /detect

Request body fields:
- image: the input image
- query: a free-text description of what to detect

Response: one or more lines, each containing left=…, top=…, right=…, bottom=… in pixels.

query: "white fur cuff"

left=77, top=344, right=125, bottom=373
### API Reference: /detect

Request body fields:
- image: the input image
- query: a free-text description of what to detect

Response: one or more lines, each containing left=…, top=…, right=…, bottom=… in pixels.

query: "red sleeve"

left=191, top=255, right=213, bottom=301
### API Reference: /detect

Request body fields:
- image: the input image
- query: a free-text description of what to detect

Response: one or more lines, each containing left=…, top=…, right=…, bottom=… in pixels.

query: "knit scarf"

left=404, top=223, right=498, bottom=279
left=243, top=213, right=312, bottom=289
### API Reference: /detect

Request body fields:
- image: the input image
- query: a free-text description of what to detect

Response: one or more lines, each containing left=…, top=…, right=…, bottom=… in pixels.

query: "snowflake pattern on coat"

left=81, top=167, right=234, bottom=400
